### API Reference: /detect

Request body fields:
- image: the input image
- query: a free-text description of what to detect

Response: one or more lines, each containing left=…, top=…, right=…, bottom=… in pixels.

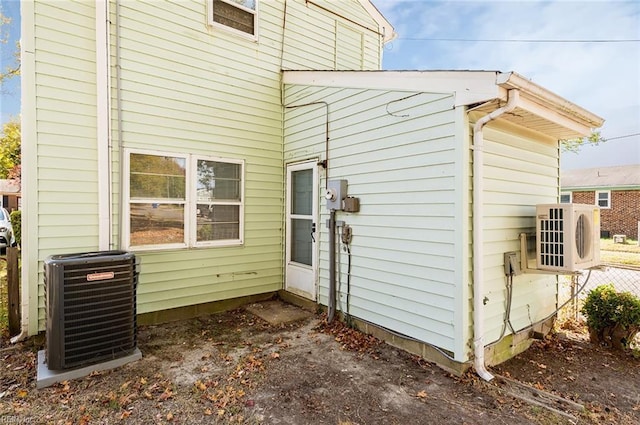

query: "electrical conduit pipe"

left=472, top=89, right=520, bottom=381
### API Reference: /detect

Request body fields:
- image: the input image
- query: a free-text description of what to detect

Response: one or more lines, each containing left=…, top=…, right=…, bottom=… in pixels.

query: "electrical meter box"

left=325, top=180, right=347, bottom=210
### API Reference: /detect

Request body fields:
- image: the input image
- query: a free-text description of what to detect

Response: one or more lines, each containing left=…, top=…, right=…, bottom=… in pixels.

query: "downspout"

left=472, top=89, right=519, bottom=381
left=96, top=0, right=112, bottom=250
left=115, top=0, right=125, bottom=248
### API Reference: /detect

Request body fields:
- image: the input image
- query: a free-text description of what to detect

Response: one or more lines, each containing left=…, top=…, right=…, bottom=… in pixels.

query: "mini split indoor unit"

left=536, top=203, right=600, bottom=273
left=45, top=251, right=139, bottom=370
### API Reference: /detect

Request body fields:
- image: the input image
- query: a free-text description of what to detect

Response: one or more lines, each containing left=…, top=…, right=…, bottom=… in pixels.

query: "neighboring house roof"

left=282, top=70, right=604, bottom=139
left=561, top=164, right=640, bottom=190
left=0, top=179, right=21, bottom=195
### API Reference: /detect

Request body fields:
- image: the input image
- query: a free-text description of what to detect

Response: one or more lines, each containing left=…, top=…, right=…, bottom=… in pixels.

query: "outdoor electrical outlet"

left=341, top=225, right=352, bottom=244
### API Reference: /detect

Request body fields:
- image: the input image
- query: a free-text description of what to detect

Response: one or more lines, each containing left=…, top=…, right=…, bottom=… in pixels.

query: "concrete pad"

left=36, top=348, right=142, bottom=389
left=245, top=300, right=312, bottom=326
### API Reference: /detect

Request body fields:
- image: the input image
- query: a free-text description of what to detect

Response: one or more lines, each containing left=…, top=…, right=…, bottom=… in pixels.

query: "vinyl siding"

left=282, top=0, right=382, bottom=70
left=478, top=120, right=559, bottom=347
left=29, top=0, right=385, bottom=331
left=284, top=84, right=463, bottom=355
left=32, top=0, right=99, bottom=329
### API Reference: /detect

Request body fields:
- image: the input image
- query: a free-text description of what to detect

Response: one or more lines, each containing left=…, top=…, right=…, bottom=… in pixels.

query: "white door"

left=285, top=161, right=318, bottom=300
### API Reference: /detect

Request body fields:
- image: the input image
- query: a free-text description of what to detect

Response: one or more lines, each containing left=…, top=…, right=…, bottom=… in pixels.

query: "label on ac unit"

left=86, top=271, right=115, bottom=281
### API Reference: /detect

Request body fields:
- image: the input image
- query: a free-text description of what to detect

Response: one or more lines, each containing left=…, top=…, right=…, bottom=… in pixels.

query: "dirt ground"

left=1, top=300, right=638, bottom=425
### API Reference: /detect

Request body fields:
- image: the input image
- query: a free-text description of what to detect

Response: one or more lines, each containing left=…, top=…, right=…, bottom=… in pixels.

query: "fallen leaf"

left=217, top=409, right=226, bottom=416
left=17, top=389, right=28, bottom=398
left=416, top=390, right=428, bottom=399
left=167, top=412, right=174, bottom=421
left=195, top=380, right=207, bottom=391
left=204, top=408, right=213, bottom=415
left=120, top=411, right=131, bottom=420
left=159, top=389, right=173, bottom=401
left=271, top=352, right=280, bottom=359
left=140, top=377, right=148, bottom=385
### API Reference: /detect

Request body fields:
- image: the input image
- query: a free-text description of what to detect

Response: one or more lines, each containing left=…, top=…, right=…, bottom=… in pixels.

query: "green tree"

left=0, top=119, right=20, bottom=179
left=0, top=9, right=20, bottom=89
left=561, top=131, right=605, bottom=153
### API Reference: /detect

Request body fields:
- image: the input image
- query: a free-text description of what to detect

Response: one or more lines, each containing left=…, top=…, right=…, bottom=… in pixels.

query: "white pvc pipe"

left=472, top=89, right=520, bottom=381
left=96, top=0, right=112, bottom=250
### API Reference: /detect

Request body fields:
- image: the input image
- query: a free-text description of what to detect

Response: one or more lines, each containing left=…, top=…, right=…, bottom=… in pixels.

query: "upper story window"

left=596, top=190, right=611, bottom=209
left=560, top=192, right=572, bottom=203
left=209, top=0, right=258, bottom=38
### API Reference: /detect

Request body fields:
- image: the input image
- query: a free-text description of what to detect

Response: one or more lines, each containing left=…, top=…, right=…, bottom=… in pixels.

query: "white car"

left=0, top=207, right=16, bottom=254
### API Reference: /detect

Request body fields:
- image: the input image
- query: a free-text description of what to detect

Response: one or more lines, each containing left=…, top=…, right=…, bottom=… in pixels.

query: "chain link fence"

left=559, top=262, right=640, bottom=321
left=559, top=261, right=640, bottom=347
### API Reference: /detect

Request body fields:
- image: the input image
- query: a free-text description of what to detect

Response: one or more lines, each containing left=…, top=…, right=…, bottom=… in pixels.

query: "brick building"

left=561, top=164, right=640, bottom=238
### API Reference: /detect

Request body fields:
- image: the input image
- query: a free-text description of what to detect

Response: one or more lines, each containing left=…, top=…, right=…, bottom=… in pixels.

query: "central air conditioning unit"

left=536, top=204, right=600, bottom=272
left=45, top=251, right=139, bottom=370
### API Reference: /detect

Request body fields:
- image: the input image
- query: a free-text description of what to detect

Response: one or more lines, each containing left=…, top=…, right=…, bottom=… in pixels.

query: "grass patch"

left=600, top=238, right=640, bottom=266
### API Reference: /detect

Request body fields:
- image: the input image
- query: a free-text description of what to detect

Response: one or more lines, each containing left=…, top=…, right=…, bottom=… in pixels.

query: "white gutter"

left=497, top=72, right=604, bottom=129
left=472, top=89, right=520, bottom=381
left=96, top=0, right=112, bottom=250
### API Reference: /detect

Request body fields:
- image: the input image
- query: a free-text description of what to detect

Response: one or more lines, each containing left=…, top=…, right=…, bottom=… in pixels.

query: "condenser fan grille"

left=575, top=213, right=590, bottom=259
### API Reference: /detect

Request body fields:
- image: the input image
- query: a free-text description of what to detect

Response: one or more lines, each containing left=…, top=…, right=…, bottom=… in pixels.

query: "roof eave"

left=497, top=72, right=605, bottom=135
left=358, top=0, right=397, bottom=43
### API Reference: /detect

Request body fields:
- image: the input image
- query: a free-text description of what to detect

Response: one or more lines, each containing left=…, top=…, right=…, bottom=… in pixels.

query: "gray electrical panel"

left=325, top=180, right=347, bottom=210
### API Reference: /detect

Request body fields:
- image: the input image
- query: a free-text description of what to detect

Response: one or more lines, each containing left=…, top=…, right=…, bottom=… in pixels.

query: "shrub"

left=9, top=209, right=20, bottom=247
left=582, top=284, right=640, bottom=350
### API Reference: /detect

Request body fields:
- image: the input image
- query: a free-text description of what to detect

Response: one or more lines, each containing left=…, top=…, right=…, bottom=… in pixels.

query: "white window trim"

left=123, top=149, right=245, bottom=251
left=596, top=190, right=611, bottom=209
left=207, top=0, right=259, bottom=41
left=191, top=155, right=245, bottom=248
left=560, top=192, right=572, bottom=203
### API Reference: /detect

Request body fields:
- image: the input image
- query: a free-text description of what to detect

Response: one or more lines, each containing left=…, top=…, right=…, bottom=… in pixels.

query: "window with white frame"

left=126, top=150, right=244, bottom=250
left=560, top=192, right=572, bottom=203
left=208, top=0, right=258, bottom=37
left=596, top=190, right=610, bottom=209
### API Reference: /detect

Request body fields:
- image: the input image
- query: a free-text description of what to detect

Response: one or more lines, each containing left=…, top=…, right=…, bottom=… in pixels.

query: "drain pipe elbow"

left=472, top=89, right=519, bottom=381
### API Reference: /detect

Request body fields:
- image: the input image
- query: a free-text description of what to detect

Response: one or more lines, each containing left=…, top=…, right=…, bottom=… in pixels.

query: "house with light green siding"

left=19, top=0, right=603, bottom=376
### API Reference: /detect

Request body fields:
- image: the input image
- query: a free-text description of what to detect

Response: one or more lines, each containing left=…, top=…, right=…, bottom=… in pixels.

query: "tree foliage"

left=0, top=119, right=20, bottom=179
left=130, top=154, right=186, bottom=199
left=0, top=10, right=20, bottom=89
left=561, top=131, right=605, bottom=153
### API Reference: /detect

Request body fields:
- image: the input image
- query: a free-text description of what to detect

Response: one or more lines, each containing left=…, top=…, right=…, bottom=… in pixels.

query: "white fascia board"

left=282, top=71, right=502, bottom=106
left=517, top=95, right=593, bottom=137
left=498, top=72, right=605, bottom=129
left=358, top=0, right=397, bottom=43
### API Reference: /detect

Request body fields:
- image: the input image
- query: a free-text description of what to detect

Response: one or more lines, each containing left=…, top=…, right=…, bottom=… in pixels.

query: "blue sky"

left=1, top=0, right=638, bottom=170
left=374, top=0, right=640, bottom=169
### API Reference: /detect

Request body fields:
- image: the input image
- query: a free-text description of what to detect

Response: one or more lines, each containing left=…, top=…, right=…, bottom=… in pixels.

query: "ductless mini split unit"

left=535, top=204, right=601, bottom=273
